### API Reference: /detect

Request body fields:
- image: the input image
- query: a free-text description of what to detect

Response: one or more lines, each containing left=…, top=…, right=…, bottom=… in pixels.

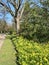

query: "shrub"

left=12, top=36, right=49, bottom=65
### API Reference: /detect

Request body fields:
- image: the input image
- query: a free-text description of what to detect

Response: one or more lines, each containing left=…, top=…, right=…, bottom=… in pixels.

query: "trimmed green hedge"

left=12, top=36, right=49, bottom=65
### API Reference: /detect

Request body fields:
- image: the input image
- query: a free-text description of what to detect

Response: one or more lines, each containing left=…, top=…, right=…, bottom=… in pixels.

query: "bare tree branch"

left=17, top=0, right=23, bottom=11
left=8, top=0, right=18, bottom=9
left=15, top=0, right=24, bottom=17
left=0, top=2, right=14, bottom=16
left=20, top=5, right=25, bottom=19
left=14, top=0, right=18, bottom=9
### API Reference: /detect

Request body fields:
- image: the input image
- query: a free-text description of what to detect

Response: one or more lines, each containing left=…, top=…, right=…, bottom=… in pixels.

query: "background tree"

left=20, top=1, right=49, bottom=42
left=0, top=19, right=7, bottom=33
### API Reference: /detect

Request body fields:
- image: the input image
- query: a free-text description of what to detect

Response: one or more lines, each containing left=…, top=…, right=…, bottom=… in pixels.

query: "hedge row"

left=11, top=36, right=49, bottom=65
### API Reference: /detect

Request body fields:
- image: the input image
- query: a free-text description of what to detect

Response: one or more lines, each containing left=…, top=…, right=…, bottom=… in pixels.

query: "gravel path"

left=0, top=34, right=6, bottom=49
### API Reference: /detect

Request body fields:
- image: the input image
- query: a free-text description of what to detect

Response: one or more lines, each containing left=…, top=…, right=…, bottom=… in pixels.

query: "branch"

left=14, top=0, right=18, bottom=9
left=8, top=0, right=18, bottom=9
left=20, top=5, right=25, bottom=19
left=17, top=0, right=23, bottom=11
left=15, top=0, right=23, bottom=17
left=0, top=2, right=14, bottom=17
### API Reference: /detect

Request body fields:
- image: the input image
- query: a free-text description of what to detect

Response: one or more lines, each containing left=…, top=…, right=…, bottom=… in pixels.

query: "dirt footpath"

left=0, top=34, right=6, bottom=49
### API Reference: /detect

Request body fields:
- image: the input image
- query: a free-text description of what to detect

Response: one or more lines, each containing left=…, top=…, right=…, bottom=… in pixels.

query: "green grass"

left=0, top=39, right=16, bottom=65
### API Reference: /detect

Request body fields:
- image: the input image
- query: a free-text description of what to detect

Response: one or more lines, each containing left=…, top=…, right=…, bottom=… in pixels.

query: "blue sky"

left=0, top=0, right=41, bottom=24
left=0, top=12, right=13, bottom=24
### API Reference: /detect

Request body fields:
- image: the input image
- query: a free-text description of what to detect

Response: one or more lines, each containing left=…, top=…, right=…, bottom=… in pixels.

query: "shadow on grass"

left=10, top=38, right=21, bottom=65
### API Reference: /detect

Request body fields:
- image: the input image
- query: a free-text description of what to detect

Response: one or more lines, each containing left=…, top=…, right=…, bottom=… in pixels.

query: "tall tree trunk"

left=16, top=18, right=20, bottom=34
left=15, top=18, right=20, bottom=35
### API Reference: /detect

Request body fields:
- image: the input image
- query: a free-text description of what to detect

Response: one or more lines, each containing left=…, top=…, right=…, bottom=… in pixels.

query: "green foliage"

left=20, top=1, right=49, bottom=42
left=6, top=34, right=16, bottom=39
left=12, top=36, right=49, bottom=65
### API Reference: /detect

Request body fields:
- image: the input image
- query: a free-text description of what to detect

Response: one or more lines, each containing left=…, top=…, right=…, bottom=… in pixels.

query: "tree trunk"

left=15, top=18, right=20, bottom=35
left=16, top=18, right=20, bottom=34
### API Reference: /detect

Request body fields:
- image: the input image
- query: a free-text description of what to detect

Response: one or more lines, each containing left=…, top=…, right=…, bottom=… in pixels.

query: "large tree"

left=0, top=0, right=26, bottom=34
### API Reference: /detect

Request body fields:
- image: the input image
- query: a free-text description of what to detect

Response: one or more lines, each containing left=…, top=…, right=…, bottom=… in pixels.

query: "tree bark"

left=15, top=17, right=20, bottom=35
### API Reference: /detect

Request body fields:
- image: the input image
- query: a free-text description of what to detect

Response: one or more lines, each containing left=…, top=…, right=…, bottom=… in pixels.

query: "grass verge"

left=0, top=39, right=16, bottom=65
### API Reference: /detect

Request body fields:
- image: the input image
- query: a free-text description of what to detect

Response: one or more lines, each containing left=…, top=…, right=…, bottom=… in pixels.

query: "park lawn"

left=0, top=39, right=16, bottom=65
